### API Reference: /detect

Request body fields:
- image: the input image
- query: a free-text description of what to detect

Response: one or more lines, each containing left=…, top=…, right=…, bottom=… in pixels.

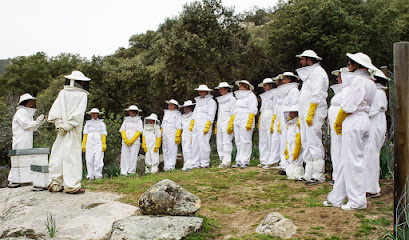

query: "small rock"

left=138, top=179, right=201, bottom=216
left=256, top=212, right=297, bottom=239
left=109, top=215, right=203, bottom=240
left=224, top=235, right=236, bottom=240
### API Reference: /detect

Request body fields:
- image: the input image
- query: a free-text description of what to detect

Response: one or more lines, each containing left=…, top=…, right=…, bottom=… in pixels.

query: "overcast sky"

left=0, top=0, right=278, bottom=60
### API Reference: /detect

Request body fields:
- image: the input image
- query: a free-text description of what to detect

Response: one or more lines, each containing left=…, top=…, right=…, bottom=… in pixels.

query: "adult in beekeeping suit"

left=161, top=99, right=182, bottom=171
left=142, top=113, right=161, bottom=173
left=190, top=85, right=217, bottom=168
left=82, top=108, right=107, bottom=180
left=8, top=93, right=45, bottom=186
left=324, top=52, right=377, bottom=211
left=296, top=50, right=329, bottom=185
left=228, top=80, right=258, bottom=168
left=47, top=70, right=90, bottom=194
left=328, top=67, right=349, bottom=186
left=364, top=69, right=389, bottom=198
left=119, top=105, right=143, bottom=175
left=276, top=72, right=300, bottom=175
left=215, top=82, right=236, bottom=169
left=257, top=78, right=276, bottom=169
left=180, top=100, right=195, bottom=170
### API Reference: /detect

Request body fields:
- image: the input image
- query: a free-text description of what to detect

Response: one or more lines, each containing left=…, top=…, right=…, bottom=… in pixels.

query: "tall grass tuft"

left=45, top=212, right=56, bottom=237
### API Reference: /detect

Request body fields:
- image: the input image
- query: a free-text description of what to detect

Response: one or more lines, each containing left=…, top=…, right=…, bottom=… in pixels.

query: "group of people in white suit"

left=9, top=49, right=388, bottom=204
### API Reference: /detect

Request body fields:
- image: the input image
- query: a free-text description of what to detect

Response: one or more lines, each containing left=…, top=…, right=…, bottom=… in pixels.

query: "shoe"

left=278, top=169, right=286, bottom=175
left=240, top=164, right=249, bottom=169
left=201, top=166, right=209, bottom=168
left=263, top=164, right=273, bottom=170
left=232, top=164, right=240, bottom=168
left=183, top=168, right=191, bottom=171
left=306, top=179, right=320, bottom=186
left=329, top=180, right=334, bottom=186
left=218, top=164, right=228, bottom=169
left=257, top=164, right=264, bottom=167
left=295, top=178, right=305, bottom=182
left=366, top=192, right=381, bottom=199
left=71, top=188, right=86, bottom=194
left=323, top=200, right=337, bottom=207
left=341, top=204, right=366, bottom=211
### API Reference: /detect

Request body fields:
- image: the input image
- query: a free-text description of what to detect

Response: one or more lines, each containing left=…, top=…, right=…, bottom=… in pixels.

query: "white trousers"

left=162, top=127, right=178, bottom=171
left=191, top=120, right=212, bottom=168
left=182, top=131, right=193, bottom=169
left=145, top=148, right=159, bottom=173
left=233, top=113, right=254, bottom=166
left=258, top=110, right=273, bottom=165
left=120, top=141, right=140, bottom=175
left=301, top=106, right=326, bottom=182
left=216, top=120, right=233, bottom=166
left=365, top=114, right=386, bottom=194
left=48, top=130, right=82, bottom=193
left=85, top=144, right=104, bottom=179
left=267, top=117, right=281, bottom=165
left=286, top=163, right=305, bottom=180
left=327, top=112, right=370, bottom=208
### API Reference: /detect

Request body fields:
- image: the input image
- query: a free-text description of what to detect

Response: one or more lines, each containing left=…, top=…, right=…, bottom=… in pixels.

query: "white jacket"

left=12, top=106, right=41, bottom=149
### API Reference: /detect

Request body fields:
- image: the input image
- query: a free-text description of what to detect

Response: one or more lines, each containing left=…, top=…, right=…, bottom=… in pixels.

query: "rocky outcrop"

left=138, top=179, right=201, bottom=216
left=0, top=166, right=9, bottom=188
left=109, top=216, right=203, bottom=240
left=0, top=186, right=139, bottom=240
left=256, top=212, right=297, bottom=239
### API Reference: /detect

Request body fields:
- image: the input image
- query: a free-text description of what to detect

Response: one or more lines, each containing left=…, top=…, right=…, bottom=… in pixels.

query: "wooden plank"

left=394, top=41, right=409, bottom=226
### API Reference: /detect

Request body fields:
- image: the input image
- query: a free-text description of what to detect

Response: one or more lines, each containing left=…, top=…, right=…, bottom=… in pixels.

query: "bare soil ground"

left=85, top=167, right=393, bottom=239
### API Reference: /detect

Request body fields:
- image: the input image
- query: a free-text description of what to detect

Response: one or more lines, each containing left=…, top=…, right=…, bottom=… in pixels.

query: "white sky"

left=0, top=0, right=277, bottom=60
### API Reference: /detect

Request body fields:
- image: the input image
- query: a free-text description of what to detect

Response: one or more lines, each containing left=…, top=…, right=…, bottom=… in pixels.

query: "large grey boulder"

left=138, top=179, right=201, bottom=216
left=0, top=186, right=139, bottom=239
left=256, top=212, right=297, bottom=239
left=109, top=215, right=203, bottom=240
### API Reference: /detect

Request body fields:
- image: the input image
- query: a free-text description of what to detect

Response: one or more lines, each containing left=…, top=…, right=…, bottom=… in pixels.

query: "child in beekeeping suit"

left=142, top=113, right=162, bottom=173
left=283, top=105, right=303, bottom=181
left=180, top=100, right=195, bottom=170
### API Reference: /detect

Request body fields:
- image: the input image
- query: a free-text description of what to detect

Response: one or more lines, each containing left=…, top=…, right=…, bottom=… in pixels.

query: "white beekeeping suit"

left=181, top=100, right=195, bottom=170
left=257, top=78, right=275, bottom=168
left=365, top=71, right=389, bottom=197
left=325, top=52, right=377, bottom=211
left=9, top=93, right=44, bottom=184
left=161, top=99, right=182, bottom=171
left=328, top=67, right=349, bottom=184
left=283, top=105, right=303, bottom=180
left=276, top=73, right=300, bottom=172
left=190, top=85, right=217, bottom=168
left=215, top=82, right=236, bottom=168
left=267, top=77, right=282, bottom=169
left=296, top=50, right=329, bottom=184
left=82, top=108, right=107, bottom=180
left=142, top=113, right=161, bottom=173
left=119, top=105, right=143, bottom=175
left=229, top=80, right=258, bottom=168
left=48, top=71, right=90, bottom=194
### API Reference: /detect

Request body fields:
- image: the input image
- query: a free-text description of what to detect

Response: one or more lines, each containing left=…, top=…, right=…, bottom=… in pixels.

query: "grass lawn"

left=83, top=167, right=393, bottom=239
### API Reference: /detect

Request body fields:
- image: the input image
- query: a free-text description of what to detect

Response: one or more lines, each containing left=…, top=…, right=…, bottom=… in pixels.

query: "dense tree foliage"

left=0, top=0, right=407, bottom=167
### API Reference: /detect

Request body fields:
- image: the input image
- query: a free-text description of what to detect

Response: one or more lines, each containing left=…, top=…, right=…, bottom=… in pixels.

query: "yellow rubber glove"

left=297, top=118, right=300, bottom=129
left=154, top=137, right=161, bottom=153
left=227, top=115, right=235, bottom=134
left=306, top=102, right=318, bottom=126
left=128, top=131, right=142, bottom=146
left=334, top=108, right=349, bottom=135
left=121, top=130, right=129, bottom=146
left=101, top=135, right=107, bottom=152
left=82, top=134, right=87, bottom=152
left=246, top=113, right=255, bottom=131
left=214, top=122, right=217, bottom=135
left=189, top=119, right=195, bottom=131
left=175, top=129, right=182, bottom=145
left=284, top=143, right=289, bottom=160
left=142, top=136, right=147, bottom=152
left=292, top=133, right=301, bottom=160
left=277, top=120, right=281, bottom=134
left=257, top=115, right=260, bottom=130
left=270, top=114, right=276, bottom=133
left=204, top=120, right=211, bottom=135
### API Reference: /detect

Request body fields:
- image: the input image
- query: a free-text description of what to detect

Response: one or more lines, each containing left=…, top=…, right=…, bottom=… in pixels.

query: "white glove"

left=36, top=114, right=45, bottom=122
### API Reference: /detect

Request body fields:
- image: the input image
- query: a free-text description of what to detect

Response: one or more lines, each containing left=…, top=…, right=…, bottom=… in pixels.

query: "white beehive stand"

left=8, top=148, right=49, bottom=185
